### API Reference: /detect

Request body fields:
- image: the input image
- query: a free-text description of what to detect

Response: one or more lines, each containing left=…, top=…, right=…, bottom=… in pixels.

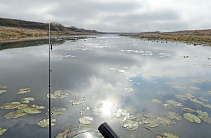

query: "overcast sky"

left=1, top=0, right=211, bottom=32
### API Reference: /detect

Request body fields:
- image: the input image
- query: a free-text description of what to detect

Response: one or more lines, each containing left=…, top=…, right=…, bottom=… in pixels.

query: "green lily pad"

left=166, top=100, right=183, bottom=108
left=47, top=93, right=57, bottom=99
left=187, top=86, right=200, bottom=90
left=181, top=107, right=195, bottom=113
left=156, top=91, right=167, bottom=95
left=17, top=88, right=31, bottom=94
left=190, top=98, right=205, bottom=107
left=198, top=96, right=208, bottom=102
left=196, top=110, right=208, bottom=116
left=79, top=116, right=93, bottom=125
left=157, top=117, right=173, bottom=127
left=20, top=97, right=34, bottom=103
left=198, top=115, right=211, bottom=123
left=0, top=102, right=20, bottom=109
left=50, top=107, right=66, bottom=116
left=122, top=119, right=139, bottom=130
left=0, top=90, right=6, bottom=94
left=148, top=118, right=159, bottom=128
left=37, top=119, right=57, bottom=127
left=166, top=112, right=182, bottom=121
left=0, top=85, right=9, bottom=89
left=18, top=104, right=28, bottom=109
left=134, top=113, right=144, bottom=121
left=31, top=105, right=45, bottom=110
left=151, top=99, right=162, bottom=104
left=163, top=133, right=179, bottom=138
left=24, top=107, right=42, bottom=114
left=163, top=104, right=172, bottom=109
left=47, top=90, right=68, bottom=99
left=70, top=97, right=85, bottom=106
left=0, top=127, right=7, bottom=136
left=4, top=110, right=27, bottom=119
left=183, top=113, right=201, bottom=123
left=204, top=104, right=211, bottom=108
left=207, top=91, right=211, bottom=94
left=175, top=95, right=188, bottom=100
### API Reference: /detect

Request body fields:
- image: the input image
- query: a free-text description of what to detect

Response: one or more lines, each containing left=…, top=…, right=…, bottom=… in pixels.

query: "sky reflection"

left=0, top=35, right=211, bottom=138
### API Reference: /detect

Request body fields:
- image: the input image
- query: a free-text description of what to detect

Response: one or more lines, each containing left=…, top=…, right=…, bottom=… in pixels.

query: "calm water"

left=0, top=35, right=211, bottom=138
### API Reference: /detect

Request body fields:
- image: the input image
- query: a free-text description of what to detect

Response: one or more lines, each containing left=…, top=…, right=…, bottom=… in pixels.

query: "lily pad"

left=207, top=91, right=211, bottom=94
left=18, top=104, right=28, bottom=109
left=148, top=118, right=159, bottom=128
left=31, top=105, right=45, bottom=110
left=157, top=117, right=173, bottom=127
left=0, top=85, right=9, bottom=89
left=156, top=91, right=167, bottom=95
left=198, top=115, right=211, bottom=123
left=125, top=106, right=137, bottom=114
left=198, top=96, right=208, bottom=102
left=151, top=99, right=162, bottom=104
left=190, top=98, right=205, bottom=107
left=181, top=107, right=195, bottom=113
left=17, top=88, right=31, bottom=94
left=50, top=107, right=66, bottom=116
left=0, top=102, right=20, bottom=109
left=166, top=100, right=183, bottom=108
left=79, top=116, right=93, bottom=125
left=70, top=97, right=85, bottom=106
left=166, top=112, right=182, bottom=121
left=163, top=133, right=179, bottom=138
left=0, top=90, right=6, bottom=94
left=20, top=97, right=34, bottom=103
left=183, top=113, right=201, bottom=123
left=122, top=119, right=139, bottom=130
left=0, top=127, right=7, bottom=136
left=47, top=90, right=68, bottom=99
left=175, top=95, right=188, bottom=100
left=163, top=104, right=172, bottom=109
left=24, top=107, right=42, bottom=114
left=196, top=110, right=208, bottom=117
left=37, top=119, right=57, bottom=127
left=4, top=110, right=27, bottom=119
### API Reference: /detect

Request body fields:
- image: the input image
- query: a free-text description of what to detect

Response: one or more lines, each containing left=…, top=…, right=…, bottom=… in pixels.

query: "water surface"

left=0, top=35, right=211, bottom=138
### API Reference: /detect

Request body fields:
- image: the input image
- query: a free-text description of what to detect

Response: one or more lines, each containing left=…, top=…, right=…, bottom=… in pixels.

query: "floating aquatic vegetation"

left=50, top=107, right=66, bottom=116
left=184, top=93, right=195, bottom=99
left=0, top=127, right=7, bottom=136
left=190, top=98, right=205, bottom=107
left=181, top=107, right=195, bottom=113
left=0, top=85, right=9, bottom=89
left=166, top=100, right=183, bottom=108
left=163, top=133, right=179, bottom=138
left=17, top=88, right=31, bottom=94
left=208, top=91, right=211, bottom=94
left=121, top=118, right=139, bottom=130
left=156, top=91, right=167, bottom=95
left=47, top=90, right=68, bottom=99
left=175, top=95, right=188, bottom=100
left=31, top=105, right=45, bottom=110
left=24, top=107, right=42, bottom=114
left=198, top=96, right=208, bottom=102
left=18, top=104, right=28, bottom=109
left=20, top=97, right=34, bottom=103
left=0, top=102, right=20, bottom=109
left=151, top=99, right=162, bottom=104
left=37, top=119, right=57, bottom=127
left=183, top=113, right=201, bottom=123
left=4, top=110, right=27, bottom=119
left=196, top=110, right=208, bottom=117
left=0, top=90, right=6, bottom=94
left=186, top=86, right=200, bottom=90
left=192, top=79, right=211, bottom=84
left=157, top=117, right=173, bottom=127
left=115, top=109, right=123, bottom=118
left=79, top=116, right=93, bottom=125
left=148, top=118, right=160, bottom=128
left=70, top=97, right=85, bottom=107
left=134, top=113, right=144, bottom=121
left=163, top=104, right=172, bottom=109
left=204, top=104, right=211, bottom=108
left=166, top=112, right=182, bottom=121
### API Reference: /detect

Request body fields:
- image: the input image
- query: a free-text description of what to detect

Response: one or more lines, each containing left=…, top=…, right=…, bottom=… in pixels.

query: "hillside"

left=122, top=29, right=211, bottom=46
left=0, top=18, right=100, bottom=42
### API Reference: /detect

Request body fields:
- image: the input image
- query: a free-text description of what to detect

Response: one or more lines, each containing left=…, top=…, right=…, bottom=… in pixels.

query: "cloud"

left=1, top=0, right=211, bottom=32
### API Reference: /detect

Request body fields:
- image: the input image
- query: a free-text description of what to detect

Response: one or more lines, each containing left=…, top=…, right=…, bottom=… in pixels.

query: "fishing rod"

left=48, top=17, right=52, bottom=138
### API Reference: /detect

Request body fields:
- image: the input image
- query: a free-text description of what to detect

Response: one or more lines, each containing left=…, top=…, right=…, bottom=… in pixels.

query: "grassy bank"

left=122, top=30, right=211, bottom=46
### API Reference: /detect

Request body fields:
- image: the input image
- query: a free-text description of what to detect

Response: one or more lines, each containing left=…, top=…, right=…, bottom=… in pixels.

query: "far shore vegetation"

left=0, top=18, right=101, bottom=43
left=122, top=30, right=211, bottom=46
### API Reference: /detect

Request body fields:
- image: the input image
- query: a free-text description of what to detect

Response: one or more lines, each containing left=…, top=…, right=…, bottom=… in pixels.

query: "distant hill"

left=0, top=18, right=99, bottom=33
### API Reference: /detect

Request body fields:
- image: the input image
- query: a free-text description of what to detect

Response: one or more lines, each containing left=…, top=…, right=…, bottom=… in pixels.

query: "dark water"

left=0, top=35, right=211, bottom=138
